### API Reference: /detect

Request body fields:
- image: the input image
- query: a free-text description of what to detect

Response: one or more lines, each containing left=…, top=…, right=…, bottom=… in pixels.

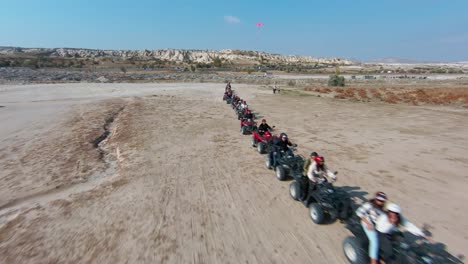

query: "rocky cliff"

left=0, top=47, right=353, bottom=65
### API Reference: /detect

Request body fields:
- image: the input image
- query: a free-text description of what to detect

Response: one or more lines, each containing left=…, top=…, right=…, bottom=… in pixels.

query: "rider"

left=306, top=156, right=336, bottom=183
left=356, top=192, right=388, bottom=264
left=375, top=203, right=432, bottom=263
left=257, top=119, right=272, bottom=136
left=225, top=82, right=231, bottom=91
left=269, top=133, right=294, bottom=167
left=243, top=109, right=254, bottom=120
left=303, top=152, right=319, bottom=177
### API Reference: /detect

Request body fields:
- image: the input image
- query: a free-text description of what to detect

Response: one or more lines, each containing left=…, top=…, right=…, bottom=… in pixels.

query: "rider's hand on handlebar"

left=423, top=235, right=434, bottom=244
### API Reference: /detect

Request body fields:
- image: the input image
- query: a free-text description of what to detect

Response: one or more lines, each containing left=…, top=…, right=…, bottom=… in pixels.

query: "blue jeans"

left=361, top=221, right=378, bottom=260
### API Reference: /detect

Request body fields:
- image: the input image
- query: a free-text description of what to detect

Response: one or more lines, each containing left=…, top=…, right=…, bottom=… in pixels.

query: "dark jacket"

left=272, top=137, right=292, bottom=152
left=244, top=113, right=253, bottom=119
left=258, top=123, right=272, bottom=133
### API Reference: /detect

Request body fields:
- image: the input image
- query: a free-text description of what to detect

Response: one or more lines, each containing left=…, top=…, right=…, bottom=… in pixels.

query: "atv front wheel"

left=276, top=165, right=287, bottom=181
left=241, top=126, right=247, bottom=135
left=257, top=142, right=265, bottom=154
left=289, top=181, right=302, bottom=201
left=309, top=203, right=325, bottom=224
left=342, top=236, right=367, bottom=264
left=265, top=155, right=273, bottom=170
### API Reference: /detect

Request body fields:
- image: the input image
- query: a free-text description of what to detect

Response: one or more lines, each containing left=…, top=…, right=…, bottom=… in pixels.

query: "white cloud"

left=224, top=15, right=241, bottom=24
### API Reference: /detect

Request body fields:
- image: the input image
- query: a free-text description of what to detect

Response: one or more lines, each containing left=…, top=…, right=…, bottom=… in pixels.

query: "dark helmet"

left=310, top=152, right=318, bottom=157
left=262, top=119, right=266, bottom=122
left=280, top=133, right=288, bottom=139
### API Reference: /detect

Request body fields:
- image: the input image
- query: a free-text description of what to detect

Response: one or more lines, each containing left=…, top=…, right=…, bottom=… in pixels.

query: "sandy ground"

left=0, top=83, right=467, bottom=263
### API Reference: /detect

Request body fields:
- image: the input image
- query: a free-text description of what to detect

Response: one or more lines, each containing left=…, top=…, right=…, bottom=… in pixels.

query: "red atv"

left=251, top=128, right=276, bottom=154
left=240, top=119, right=257, bottom=135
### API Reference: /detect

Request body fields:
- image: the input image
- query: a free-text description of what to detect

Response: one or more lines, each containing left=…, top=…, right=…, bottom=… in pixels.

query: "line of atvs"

left=223, top=88, right=437, bottom=264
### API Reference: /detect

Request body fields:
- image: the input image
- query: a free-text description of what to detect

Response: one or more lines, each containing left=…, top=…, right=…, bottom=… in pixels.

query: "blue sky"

left=1, top=0, right=467, bottom=61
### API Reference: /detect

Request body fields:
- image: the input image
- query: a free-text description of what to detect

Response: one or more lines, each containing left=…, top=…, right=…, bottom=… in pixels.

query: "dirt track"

left=0, top=83, right=467, bottom=263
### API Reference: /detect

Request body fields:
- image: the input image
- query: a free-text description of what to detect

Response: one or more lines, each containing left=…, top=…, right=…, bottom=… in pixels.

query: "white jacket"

left=375, top=214, right=425, bottom=237
left=356, top=202, right=385, bottom=225
left=307, top=161, right=336, bottom=182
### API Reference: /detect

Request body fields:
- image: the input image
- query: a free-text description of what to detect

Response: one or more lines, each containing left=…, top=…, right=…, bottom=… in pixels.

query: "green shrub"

left=328, top=75, right=345, bottom=87
left=212, top=57, right=222, bottom=67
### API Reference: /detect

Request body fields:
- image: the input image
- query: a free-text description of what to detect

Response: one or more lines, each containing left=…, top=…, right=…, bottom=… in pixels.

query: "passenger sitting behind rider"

left=303, top=152, right=319, bottom=177
left=307, top=156, right=336, bottom=183
left=375, top=203, right=432, bottom=263
left=258, top=119, right=272, bottom=136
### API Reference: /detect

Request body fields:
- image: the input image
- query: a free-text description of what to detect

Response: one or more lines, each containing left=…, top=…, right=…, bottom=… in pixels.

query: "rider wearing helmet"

left=258, top=119, right=272, bottom=136
left=243, top=109, right=254, bottom=120
left=307, top=156, right=336, bottom=183
left=356, top=192, right=388, bottom=264
left=269, top=133, right=294, bottom=168
left=375, top=203, right=432, bottom=263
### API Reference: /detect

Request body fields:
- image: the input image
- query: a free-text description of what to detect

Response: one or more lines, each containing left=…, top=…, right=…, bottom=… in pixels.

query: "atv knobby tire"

left=276, top=165, right=287, bottom=181
left=342, top=236, right=367, bottom=264
left=289, top=181, right=302, bottom=201
left=241, top=126, right=247, bottom=135
left=265, top=155, right=273, bottom=170
left=309, top=203, right=325, bottom=224
left=257, top=142, right=265, bottom=154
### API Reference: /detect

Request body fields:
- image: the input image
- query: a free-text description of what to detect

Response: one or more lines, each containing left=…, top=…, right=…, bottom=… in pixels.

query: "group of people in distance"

left=225, top=82, right=432, bottom=264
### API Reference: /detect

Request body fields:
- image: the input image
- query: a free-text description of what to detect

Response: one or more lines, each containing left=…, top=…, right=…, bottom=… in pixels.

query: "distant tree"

left=213, top=57, right=222, bottom=67
left=328, top=75, right=345, bottom=87
left=120, top=66, right=127, bottom=74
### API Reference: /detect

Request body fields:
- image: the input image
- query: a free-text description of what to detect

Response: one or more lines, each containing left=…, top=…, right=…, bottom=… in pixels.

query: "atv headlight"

left=327, top=189, right=334, bottom=194
left=400, top=242, right=409, bottom=250
left=421, top=256, right=433, bottom=264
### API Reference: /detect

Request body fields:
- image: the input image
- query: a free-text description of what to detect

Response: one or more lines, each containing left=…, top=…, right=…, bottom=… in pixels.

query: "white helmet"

left=387, top=203, right=401, bottom=214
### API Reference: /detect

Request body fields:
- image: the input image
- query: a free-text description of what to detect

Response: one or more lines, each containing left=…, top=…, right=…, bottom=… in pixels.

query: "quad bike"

left=223, top=93, right=232, bottom=103
left=251, top=127, right=275, bottom=154
left=342, top=216, right=434, bottom=264
left=236, top=108, right=245, bottom=120
left=264, top=146, right=302, bottom=180
left=240, top=119, right=257, bottom=135
left=289, top=175, right=353, bottom=224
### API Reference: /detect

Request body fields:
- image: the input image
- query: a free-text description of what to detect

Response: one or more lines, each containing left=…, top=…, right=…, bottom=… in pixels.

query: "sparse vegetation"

left=304, top=85, right=468, bottom=108
left=328, top=75, right=345, bottom=87
left=212, top=57, right=222, bottom=67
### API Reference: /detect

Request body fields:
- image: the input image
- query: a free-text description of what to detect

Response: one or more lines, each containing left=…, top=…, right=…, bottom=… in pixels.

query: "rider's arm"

left=307, top=162, right=317, bottom=182
left=356, top=203, right=374, bottom=228
left=401, top=217, right=425, bottom=237
left=324, top=164, right=337, bottom=181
